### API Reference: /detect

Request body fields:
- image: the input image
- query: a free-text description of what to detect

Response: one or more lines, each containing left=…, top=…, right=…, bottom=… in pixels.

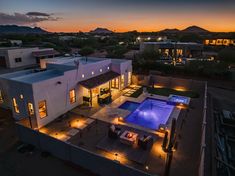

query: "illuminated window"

left=121, top=75, right=125, bottom=88
left=92, top=71, right=94, bottom=75
left=82, top=74, right=85, bottom=78
left=100, top=69, right=102, bottom=72
left=107, top=66, right=110, bottom=70
left=69, top=89, right=76, bottom=104
left=28, top=103, right=34, bottom=116
left=128, top=72, right=132, bottom=85
left=0, top=90, right=3, bottom=103
left=20, top=94, right=24, bottom=99
left=12, top=98, right=20, bottom=113
left=111, top=78, right=119, bottom=89
left=38, top=100, right=47, bottom=118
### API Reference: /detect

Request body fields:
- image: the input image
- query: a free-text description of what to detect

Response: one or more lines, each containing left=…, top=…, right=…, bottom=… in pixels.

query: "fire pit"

left=120, top=130, right=138, bottom=146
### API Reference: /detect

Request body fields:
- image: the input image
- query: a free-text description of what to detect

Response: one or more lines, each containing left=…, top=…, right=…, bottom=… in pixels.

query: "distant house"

left=204, top=39, right=235, bottom=46
left=136, top=36, right=167, bottom=43
left=59, top=36, right=77, bottom=41
left=9, top=40, right=22, bottom=46
left=140, top=41, right=203, bottom=60
left=0, top=47, right=59, bottom=68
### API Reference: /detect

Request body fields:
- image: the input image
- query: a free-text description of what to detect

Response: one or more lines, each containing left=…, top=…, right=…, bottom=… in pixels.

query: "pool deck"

left=91, top=93, right=181, bottom=134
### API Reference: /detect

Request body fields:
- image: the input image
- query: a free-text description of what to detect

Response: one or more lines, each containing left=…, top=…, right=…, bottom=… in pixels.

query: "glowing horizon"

left=1, top=0, right=235, bottom=33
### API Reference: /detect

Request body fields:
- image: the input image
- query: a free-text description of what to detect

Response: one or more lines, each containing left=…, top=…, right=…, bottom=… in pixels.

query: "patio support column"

left=119, top=76, right=121, bottom=90
left=90, top=89, right=92, bottom=107
left=109, top=81, right=111, bottom=93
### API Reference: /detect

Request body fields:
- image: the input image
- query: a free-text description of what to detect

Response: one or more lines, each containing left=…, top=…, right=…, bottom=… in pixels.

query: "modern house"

left=204, top=39, right=235, bottom=46
left=0, top=57, right=132, bottom=128
left=140, top=42, right=203, bottom=60
left=0, top=47, right=59, bottom=68
left=136, top=36, right=168, bottom=43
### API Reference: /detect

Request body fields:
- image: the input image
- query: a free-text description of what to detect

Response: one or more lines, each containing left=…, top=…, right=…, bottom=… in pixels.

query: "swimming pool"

left=168, top=94, right=190, bottom=106
left=119, top=101, right=140, bottom=112
left=120, top=98, right=174, bottom=130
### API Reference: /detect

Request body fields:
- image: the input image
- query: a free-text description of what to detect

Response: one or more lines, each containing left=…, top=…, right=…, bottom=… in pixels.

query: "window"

left=15, top=57, right=22, bottom=63
left=28, top=103, right=34, bottom=116
left=38, top=100, right=47, bottom=118
left=111, top=78, right=119, bottom=89
left=0, top=90, right=3, bottom=103
left=121, top=75, right=125, bottom=88
left=128, top=72, right=132, bottom=85
left=69, top=89, right=76, bottom=104
left=12, top=98, right=20, bottom=113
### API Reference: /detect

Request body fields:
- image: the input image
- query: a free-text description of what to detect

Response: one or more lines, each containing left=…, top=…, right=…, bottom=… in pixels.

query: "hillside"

left=0, top=25, right=48, bottom=34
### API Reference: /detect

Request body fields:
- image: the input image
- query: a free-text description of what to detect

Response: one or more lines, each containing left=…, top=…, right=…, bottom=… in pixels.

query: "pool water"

left=119, top=101, right=140, bottom=112
left=168, top=95, right=190, bottom=105
left=121, top=98, right=174, bottom=130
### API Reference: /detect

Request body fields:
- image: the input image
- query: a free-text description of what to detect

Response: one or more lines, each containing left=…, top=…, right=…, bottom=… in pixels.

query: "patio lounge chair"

left=138, top=135, right=153, bottom=150
left=108, top=125, right=121, bottom=139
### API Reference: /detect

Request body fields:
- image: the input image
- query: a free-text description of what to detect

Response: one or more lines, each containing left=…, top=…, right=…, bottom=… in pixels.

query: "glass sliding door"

left=111, top=78, right=119, bottom=89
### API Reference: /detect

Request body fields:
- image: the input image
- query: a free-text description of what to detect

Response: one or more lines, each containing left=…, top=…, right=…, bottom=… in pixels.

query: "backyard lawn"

left=147, top=87, right=199, bottom=98
left=129, top=86, right=199, bottom=98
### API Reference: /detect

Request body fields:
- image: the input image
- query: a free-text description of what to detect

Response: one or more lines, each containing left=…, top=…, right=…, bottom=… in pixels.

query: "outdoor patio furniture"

left=83, top=96, right=91, bottom=105
left=138, top=135, right=153, bottom=150
left=100, top=88, right=110, bottom=95
left=108, top=125, right=121, bottom=139
left=98, top=93, right=112, bottom=104
left=120, top=130, right=138, bottom=146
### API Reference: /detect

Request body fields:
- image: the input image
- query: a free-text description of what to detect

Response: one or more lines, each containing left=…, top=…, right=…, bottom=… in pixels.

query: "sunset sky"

left=1, top=0, right=235, bottom=32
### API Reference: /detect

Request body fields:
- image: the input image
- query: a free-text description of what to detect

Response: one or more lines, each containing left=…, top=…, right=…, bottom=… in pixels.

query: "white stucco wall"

left=6, top=48, right=39, bottom=68
left=0, top=58, right=132, bottom=128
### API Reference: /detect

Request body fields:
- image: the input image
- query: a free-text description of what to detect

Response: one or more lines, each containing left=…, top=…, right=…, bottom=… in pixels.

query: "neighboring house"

left=59, top=36, right=77, bottom=41
left=136, top=36, right=167, bottom=43
left=124, top=50, right=139, bottom=59
left=9, top=40, right=22, bottom=46
left=0, top=57, right=132, bottom=128
left=140, top=41, right=203, bottom=59
left=0, top=47, right=59, bottom=68
left=204, top=39, right=235, bottom=46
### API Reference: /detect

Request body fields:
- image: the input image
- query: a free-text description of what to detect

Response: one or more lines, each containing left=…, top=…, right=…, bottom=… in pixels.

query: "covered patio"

left=79, top=71, right=121, bottom=107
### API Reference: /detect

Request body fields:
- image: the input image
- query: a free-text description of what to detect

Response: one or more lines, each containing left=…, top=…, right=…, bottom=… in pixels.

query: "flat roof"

left=0, top=69, right=64, bottom=84
left=0, top=47, right=38, bottom=51
left=143, top=41, right=202, bottom=45
left=44, top=57, right=108, bottom=66
left=32, top=50, right=59, bottom=57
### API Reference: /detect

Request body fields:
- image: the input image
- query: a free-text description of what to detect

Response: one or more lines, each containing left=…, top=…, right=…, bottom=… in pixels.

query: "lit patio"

left=18, top=109, right=167, bottom=175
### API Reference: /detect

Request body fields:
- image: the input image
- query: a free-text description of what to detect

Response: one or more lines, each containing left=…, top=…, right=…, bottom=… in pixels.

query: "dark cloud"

left=0, top=12, right=60, bottom=26
left=26, top=12, right=51, bottom=17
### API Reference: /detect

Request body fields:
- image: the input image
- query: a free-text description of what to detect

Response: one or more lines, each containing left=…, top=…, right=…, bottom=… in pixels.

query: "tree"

left=106, top=45, right=128, bottom=58
left=79, top=47, right=94, bottom=57
left=179, top=33, right=202, bottom=43
left=140, top=47, right=160, bottom=62
left=218, top=48, right=235, bottom=63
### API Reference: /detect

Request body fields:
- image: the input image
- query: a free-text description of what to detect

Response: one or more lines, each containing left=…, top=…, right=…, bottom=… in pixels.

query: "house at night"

left=0, top=57, right=132, bottom=128
left=0, top=47, right=59, bottom=68
left=204, top=38, right=235, bottom=46
left=140, top=41, right=203, bottom=60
